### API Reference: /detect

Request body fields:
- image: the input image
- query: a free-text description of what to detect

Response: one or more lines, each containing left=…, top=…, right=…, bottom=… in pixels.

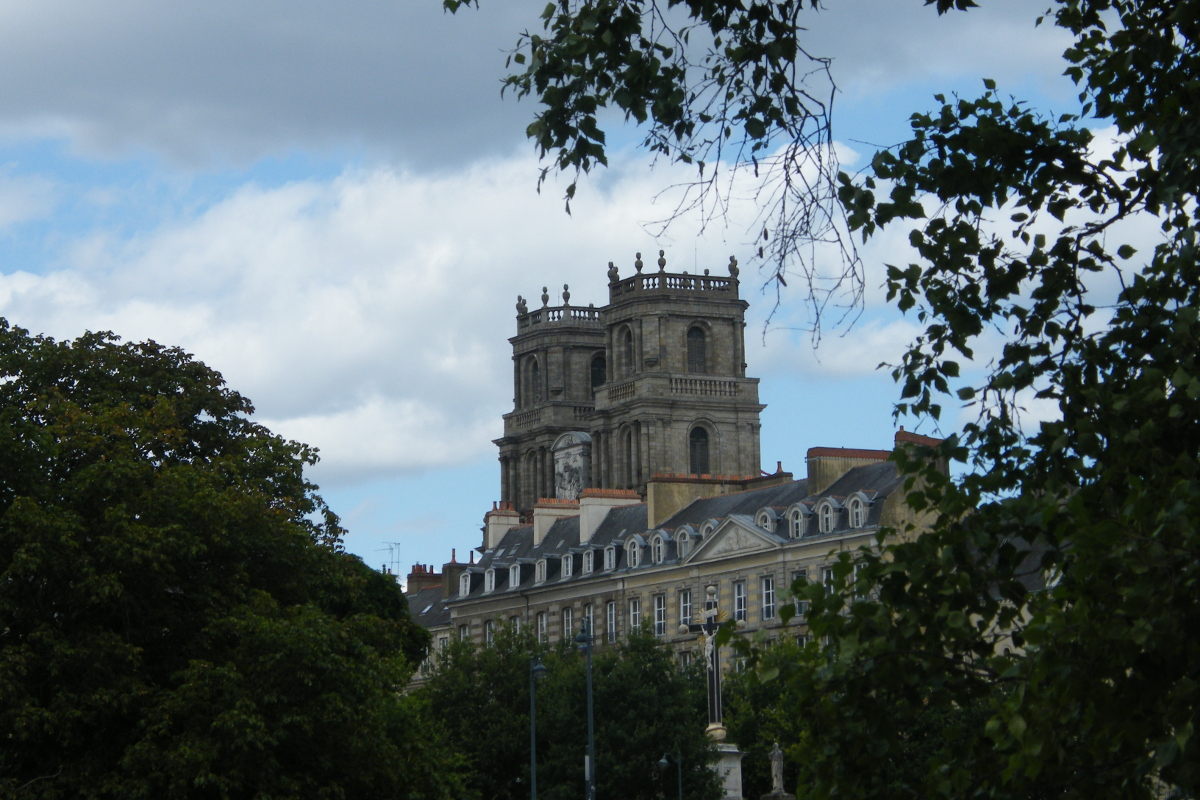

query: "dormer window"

left=509, top=564, right=522, bottom=588
left=535, top=559, right=547, bottom=583
left=562, top=554, right=574, bottom=578
left=583, top=550, right=594, bottom=574
left=678, top=533, right=691, bottom=558
left=651, top=535, right=664, bottom=564
left=484, top=569, right=496, bottom=593
left=848, top=497, right=866, bottom=528
left=459, top=572, right=471, bottom=597
left=626, top=540, right=641, bottom=568
left=789, top=510, right=803, bottom=539
left=755, top=508, right=778, bottom=532
left=819, top=502, right=835, bottom=534
left=604, top=546, right=616, bottom=571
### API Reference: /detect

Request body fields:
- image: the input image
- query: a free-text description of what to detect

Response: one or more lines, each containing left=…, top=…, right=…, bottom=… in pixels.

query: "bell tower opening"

left=591, top=353, right=606, bottom=396
left=689, top=427, right=710, bottom=476
left=686, top=326, right=706, bottom=374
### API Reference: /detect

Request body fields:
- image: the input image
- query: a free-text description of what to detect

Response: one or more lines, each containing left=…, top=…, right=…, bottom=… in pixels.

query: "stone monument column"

left=692, top=585, right=745, bottom=800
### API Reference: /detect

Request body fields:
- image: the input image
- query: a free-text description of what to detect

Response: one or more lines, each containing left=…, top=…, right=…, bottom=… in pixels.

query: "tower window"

left=689, top=427, right=710, bottom=475
left=622, top=328, right=635, bottom=377
left=591, top=353, right=606, bottom=395
left=531, top=358, right=542, bottom=404
left=686, top=326, right=707, bottom=374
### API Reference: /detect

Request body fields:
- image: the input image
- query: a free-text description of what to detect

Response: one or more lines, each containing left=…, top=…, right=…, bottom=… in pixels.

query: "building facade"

left=408, top=253, right=942, bottom=665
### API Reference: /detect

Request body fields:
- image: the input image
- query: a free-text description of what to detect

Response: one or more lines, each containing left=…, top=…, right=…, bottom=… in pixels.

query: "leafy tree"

left=419, top=624, right=721, bottom=800
left=0, top=321, right=461, bottom=799
left=448, top=0, right=1200, bottom=797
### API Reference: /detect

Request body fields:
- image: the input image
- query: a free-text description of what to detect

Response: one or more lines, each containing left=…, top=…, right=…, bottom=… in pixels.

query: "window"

left=654, top=595, right=667, bottom=636
left=761, top=576, right=776, bottom=620
left=484, top=569, right=495, bottom=593
left=651, top=536, right=664, bottom=564
left=562, top=554, right=573, bottom=579
left=535, top=560, right=547, bottom=583
left=629, top=597, right=642, bottom=630
left=678, top=534, right=691, bottom=558
left=824, top=566, right=836, bottom=595
left=626, top=540, right=640, bottom=568
left=686, top=326, right=706, bottom=373
left=855, top=562, right=869, bottom=600
left=622, top=328, right=635, bottom=376
left=796, top=633, right=811, bottom=648
left=511, top=615, right=522, bottom=632
left=689, top=427, right=710, bottom=475
left=789, top=510, right=803, bottom=539
left=485, top=620, right=495, bottom=646
left=585, top=603, right=594, bottom=638
left=510, top=564, right=522, bottom=588
left=819, top=502, right=834, bottom=533
left=606, top=601, right=618, bottom=643
left=537, top=611, right=547, bottom=643
left=458, top=624, right=469, bottom=641
left=531, top=358, right=542, bottom=403
left=604, top=547, right=616, bottom=571
left=734, top=581, right=748, bottom=622
left=459, top=572, right=471, bottom=596
left=849, top=497, right=866, bottom=528
left=625, top=428, right=636, bottom=487
left=680, top=651, right=693, bottom=669
left=583, top=550, right=594, bottom=574
left=590, top=353, right=606, bottom=395
left=679, top=589, right=693, bottom=627
left=562, top=606, right=573, bottom=639
left=792, top=569, right=809, bottom=616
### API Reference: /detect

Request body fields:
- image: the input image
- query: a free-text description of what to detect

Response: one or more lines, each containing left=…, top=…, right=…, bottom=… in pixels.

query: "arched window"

left=626, top=540, right=641, bottom=568
left=849, top=498, right=865, bottom=528
left=819, top=503, right=834, bottom=534
left=604, top=547, right=616, bottom=570
left=535, top=559, right=547, bottom=583
left=509, top=564, right=521, bottom=587
left=625, top=428, right=637, bottom=487
left=562, top=554, right=573, bottom=578
left=531, top=358, right=542, bottom=404
left=591, top=353, right=606, bottom=395
left=622, top=328, right=635, bottom=377
left=678, top=534, right=691, bottom=558
left=689, top=427, right=710, bottom=475
left=789, top=511, right=803, bottom=539
left=651, top=536, right=664, bottom=564
left=459, top=573, right=471, bottom=596
left=686, top=326, right=706, bottom=374
left=484, top=569, right=496, bottom=593
left=583, top=550, right=594, bottom=574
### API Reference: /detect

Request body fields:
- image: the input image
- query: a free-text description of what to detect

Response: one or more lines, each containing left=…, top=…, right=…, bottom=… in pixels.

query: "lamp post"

left=575, top=619, right=596, bottom=800
left=530, top=656, right=547, bottom=800
left=657, top=752, right=683, bottom=800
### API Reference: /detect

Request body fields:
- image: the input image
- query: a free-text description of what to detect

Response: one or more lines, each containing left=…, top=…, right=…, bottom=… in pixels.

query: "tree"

left=0, top=321, right=463, bottom=799
left=447, top=0, right=1200, bottom=797
left=419, top=624, right=721, bottom=800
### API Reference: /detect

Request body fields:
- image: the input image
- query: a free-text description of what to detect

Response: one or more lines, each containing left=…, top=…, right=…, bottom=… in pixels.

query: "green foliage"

left=457, top=0, right=1200, bottom=797
left=0, top=322, right=460, bottom=799
left=419, top=625, right=721, bottom=800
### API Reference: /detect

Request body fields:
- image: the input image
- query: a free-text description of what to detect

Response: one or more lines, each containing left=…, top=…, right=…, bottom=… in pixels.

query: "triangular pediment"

left=685, top=516, right=780, bottom=564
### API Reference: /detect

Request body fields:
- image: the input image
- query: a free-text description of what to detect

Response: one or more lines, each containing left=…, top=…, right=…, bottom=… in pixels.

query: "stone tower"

left=495, top=253, right=764, bottom=515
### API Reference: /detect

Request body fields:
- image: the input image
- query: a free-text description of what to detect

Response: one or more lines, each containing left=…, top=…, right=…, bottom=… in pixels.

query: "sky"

left=0, top=0, right=1084, bottom=581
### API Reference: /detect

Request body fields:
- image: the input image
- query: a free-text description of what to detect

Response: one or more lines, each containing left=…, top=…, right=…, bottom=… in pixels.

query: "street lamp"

left=575, top=619, right=596, bottom=800
left=530, top=656, right=548, bottom=800
left=657, top=752, right=683, bottom=800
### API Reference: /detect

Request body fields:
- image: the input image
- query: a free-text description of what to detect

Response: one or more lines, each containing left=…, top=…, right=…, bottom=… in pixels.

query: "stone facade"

left=496, top=253, right=764, bottom=515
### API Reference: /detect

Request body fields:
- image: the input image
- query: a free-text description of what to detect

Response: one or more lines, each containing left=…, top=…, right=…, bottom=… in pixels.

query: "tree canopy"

left=448, top=0, right=1200, bottom=797
left=418, top=624, right=721, bottom=800
left=0, top=321, right=461, bottom=799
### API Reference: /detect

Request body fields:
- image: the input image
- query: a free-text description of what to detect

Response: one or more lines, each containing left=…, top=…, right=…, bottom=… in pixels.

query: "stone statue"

left=760, top=741, right=795, bottom=800
left=607, top=261, right=620, bottom=283
left=728, top=255, right=740, bottom=278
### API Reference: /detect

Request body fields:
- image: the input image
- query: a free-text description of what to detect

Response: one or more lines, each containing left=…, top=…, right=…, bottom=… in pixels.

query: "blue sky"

left=0, top=0, right=1082, bottom=580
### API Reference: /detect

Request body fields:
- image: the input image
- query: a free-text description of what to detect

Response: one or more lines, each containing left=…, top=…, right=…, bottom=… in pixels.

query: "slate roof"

left=450, top=461, right=908, bottom=602
left=409, top=585, right=451, bottom=628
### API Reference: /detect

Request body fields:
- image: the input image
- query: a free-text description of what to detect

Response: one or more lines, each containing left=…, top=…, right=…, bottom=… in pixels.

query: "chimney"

left=532, top=498, right=580, bottom=546
left=484, top=501, right=521, bottom=550
left=405, top=563, right=441, bottom=596
left=442, top=549, right=466, bottom=598
left=578, top=488, right=642, bottom=543
left=805, top=447, right=891, bottom=495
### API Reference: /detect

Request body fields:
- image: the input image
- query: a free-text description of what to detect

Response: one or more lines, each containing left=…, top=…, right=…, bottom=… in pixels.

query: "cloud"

left=0, top=0, right=1072, bottom=168
left=0, top=172, right=56, bottom=229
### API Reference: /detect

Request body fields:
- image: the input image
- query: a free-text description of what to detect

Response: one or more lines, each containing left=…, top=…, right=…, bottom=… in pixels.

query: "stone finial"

left=541, top=286, right=549, bottom=306
left=635, top=252, right=644, bottom=272
left=608, top=261, right=620, bottom=283
left=704, top=268, right=710, bottom=275
left=728, top=255, right=740, bottom=278
left=562, top=283, right=571, bottom=305
left=657, top=249, right=667, bottom=271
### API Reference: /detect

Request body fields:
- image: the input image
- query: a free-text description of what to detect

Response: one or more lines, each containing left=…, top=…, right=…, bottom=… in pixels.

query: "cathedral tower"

left=496, top=253, right=764, bottom=515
